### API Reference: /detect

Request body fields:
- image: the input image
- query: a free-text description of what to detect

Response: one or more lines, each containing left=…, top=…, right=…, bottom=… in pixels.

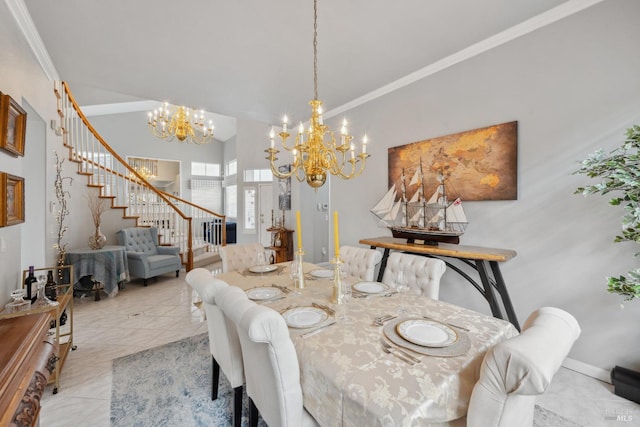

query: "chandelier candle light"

left=147, top=102, right=214, bottom=144
left=331, top=210, right=345, bottom=304
left=295, top=210, right=305, bottom=290
left=265, top=0, right=370, bottom=189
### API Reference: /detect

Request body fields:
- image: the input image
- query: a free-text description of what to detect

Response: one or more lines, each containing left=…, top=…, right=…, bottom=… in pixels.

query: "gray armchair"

left=116, top=227, right=182, bottom=286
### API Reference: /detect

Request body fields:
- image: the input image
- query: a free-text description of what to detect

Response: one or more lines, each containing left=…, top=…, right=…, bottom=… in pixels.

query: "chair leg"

left=232, top=385, right=243, bottom=427
left=176, top=270, right=179, bottom=277
left=211, top=356, right=220, bottom=400
left=143, top=278, right=148, bottom=286
left=249, top=398, right=259, bottom=427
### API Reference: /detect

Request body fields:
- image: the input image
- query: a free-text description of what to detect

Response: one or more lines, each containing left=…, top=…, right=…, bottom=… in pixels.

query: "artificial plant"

left=574, top=124, right=640, bottom=301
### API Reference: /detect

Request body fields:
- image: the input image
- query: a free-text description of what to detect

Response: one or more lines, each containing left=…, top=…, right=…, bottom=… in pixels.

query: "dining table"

left=214, top=261, right=519, bottom=426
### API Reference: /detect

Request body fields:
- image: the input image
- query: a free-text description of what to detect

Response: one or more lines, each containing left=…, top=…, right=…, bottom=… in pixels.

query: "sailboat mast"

left=401, top=168, right=409, bottom=226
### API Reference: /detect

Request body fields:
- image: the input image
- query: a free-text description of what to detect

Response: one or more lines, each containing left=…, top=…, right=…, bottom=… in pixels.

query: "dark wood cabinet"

left=0, top=313, right=58, bottom=427
left=267, top=227, right=294, bottom=262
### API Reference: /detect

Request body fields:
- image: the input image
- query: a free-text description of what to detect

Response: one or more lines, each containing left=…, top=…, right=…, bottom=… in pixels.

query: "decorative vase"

left=88, top=226, right=107, bottom=250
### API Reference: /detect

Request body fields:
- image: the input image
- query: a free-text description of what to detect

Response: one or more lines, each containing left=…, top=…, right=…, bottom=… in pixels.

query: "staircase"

left=54, top=81, right=225, bottom=271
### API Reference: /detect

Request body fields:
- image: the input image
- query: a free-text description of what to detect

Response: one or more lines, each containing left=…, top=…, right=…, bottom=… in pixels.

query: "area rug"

left=111, top=333, right=579, bottom=426
left=110, top=333, right=266, bottom=427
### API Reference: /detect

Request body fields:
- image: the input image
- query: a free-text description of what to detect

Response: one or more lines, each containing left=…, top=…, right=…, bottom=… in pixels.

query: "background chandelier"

left=147, top=103, right=214, bottom=144
left=265, top=0, right=370, bottom=189
left=128, top=157, right=157, bottom=181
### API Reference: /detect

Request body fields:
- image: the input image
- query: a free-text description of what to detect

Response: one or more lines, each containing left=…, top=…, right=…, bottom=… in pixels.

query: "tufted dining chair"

left=466, top=307, right=581, bottom=427
left=219, top=242, right=265, bottom=273
left=116, top=227, right=181, bottom=286
left=185, top=268, right=244, bottom=427
left=380, top=252, right=446, bottom=299
left=218, top=285, right=320, bottom=427
left=339, top=245, right=383, bottom=281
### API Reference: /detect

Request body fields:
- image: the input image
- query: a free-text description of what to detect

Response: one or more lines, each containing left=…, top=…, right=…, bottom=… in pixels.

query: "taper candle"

left=296, top=210, right=303, bottom=249
left=333, top=211, right=340, bottom=257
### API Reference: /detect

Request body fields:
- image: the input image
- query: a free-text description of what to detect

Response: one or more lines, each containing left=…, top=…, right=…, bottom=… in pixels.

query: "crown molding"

left=325, top=0, right=606, bottom=120
left=5, top=0, right=59, bottom=81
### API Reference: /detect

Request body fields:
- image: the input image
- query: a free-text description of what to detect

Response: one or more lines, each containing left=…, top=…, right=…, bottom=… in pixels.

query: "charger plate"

left=282, top=306, right=328, bottom=328
left=353, top=281, right=389, bottom=294
left=396, top=319, right=458, bottom=347
left=383, top=317, right=470, bottom=357
left=310, top=269, right=333, bottom=278
left=249, top=264, right=278, bottom=273
left=246, top=287, right=282, bottom=301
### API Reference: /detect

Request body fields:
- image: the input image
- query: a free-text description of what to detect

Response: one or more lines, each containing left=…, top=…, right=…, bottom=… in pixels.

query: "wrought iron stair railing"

left=54, top=81, right=225, bottom=271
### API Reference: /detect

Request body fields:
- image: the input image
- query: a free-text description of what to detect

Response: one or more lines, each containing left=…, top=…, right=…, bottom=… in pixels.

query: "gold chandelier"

left=147, top=103, right=214, bottom=144
left=265, top=0, right=370, bottom=189
left=128, top=157, right=157, bottom=181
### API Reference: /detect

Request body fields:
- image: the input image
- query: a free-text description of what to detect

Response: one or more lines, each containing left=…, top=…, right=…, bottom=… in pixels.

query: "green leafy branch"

left=574, top=125, right=640, bottom=300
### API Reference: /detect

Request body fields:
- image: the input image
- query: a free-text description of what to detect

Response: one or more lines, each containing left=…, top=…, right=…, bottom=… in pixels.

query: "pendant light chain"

left=313, top=0, right=319, bottom=101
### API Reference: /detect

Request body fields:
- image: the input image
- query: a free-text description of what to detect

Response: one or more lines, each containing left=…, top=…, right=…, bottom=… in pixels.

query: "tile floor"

left=40, top=263, right=639, bottom=427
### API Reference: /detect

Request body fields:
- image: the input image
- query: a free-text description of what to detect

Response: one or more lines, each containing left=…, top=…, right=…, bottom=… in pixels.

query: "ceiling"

left=19, top=0, right=594, bottom=141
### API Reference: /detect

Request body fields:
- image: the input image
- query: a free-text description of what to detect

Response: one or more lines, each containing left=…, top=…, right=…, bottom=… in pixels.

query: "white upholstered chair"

left=466, top=307, right=581, bottom=427
left=217, top=285, right=319, bottom=427
left=219, top=242, right=265, bottom=273
left=380, top=252, right=446, bottom=299
left=184, top=268, right=244, bottom=427
left=339, top=245, right=382, bottom=281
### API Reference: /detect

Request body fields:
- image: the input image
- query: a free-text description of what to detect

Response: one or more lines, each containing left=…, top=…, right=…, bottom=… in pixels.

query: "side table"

left=65, top=245, right=129, bottom=299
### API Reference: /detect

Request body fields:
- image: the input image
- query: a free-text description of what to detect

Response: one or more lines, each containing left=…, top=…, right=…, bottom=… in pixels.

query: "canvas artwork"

left=388, top=121, right=518, bottom=201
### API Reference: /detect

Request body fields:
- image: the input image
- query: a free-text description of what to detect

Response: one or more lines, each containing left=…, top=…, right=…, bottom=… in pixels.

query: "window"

left=244, top=169, right=273, bottom=182
left=190, top=179, right=223, bottom=213
left=244, top=187, right=256, bottom=230
left=225, top=185, right=237, bottom=218
left=191, top=162, right=221, bottom=177
left=226, top=159, right=237, bottom=176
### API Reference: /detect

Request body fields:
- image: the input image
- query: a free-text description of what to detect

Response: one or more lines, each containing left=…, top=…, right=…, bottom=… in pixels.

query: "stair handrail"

left=56, top=81, right=226, bottom=271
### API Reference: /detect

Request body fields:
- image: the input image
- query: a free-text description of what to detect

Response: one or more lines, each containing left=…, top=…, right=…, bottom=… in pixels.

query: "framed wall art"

left=388, top=121, right=518, bottom=201
left=1, top=173, right=25, bottom=226
left=0, top=93, right=27, bottom=157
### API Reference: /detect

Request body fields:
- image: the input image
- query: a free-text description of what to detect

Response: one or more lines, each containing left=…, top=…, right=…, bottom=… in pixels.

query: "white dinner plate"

left=282, top=306, right=329, bottom=328
left=249, top=264, right=278, bottom=273
left=246, top=287, right=282, bottom=301
left=310, top=269, right=333, bottom=278
left=395, top=319, right=458, bottom=347
left=352, top=281, right=389, bottom=294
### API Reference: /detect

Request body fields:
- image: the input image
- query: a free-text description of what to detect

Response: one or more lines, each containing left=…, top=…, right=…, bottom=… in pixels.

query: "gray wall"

left=326, top=1, right=640, bottom=373
left=0, top=1, right=60, bottom=305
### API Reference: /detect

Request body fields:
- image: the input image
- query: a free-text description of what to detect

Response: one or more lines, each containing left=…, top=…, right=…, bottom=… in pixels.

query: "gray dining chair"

left=217, top=285, right=320, bottom=427
left=185, top=268, right=244, bottom=427
left=339, top=245, right=382, bottom=281
left=219, top=242, right=265, bottom=273
left=466, top=307, right=581, bottom=427
left=380, top=252, right=446, bottom=299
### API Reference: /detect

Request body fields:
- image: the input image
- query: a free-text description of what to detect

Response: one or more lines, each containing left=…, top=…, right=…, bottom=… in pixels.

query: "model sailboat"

left=371, top=161, right=468, bottom=244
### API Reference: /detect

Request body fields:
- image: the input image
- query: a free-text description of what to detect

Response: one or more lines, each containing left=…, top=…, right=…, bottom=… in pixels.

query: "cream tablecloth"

left=215, top=262, right=518, bottom=426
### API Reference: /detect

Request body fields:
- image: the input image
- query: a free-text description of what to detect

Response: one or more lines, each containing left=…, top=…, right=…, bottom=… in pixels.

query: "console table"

left=359, top=236, right=520, bottom=331
left=65, top=245, right=129, bottom=298
left=0, top=313, right=58, bottom=426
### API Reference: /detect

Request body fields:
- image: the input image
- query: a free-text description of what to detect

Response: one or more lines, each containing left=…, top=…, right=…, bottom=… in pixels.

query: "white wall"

left=326, top=1, right=640, bottom=371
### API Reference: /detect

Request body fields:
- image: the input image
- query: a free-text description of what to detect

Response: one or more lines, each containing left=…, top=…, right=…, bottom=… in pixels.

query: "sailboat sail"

left=370, top=161, right=468, bottom=243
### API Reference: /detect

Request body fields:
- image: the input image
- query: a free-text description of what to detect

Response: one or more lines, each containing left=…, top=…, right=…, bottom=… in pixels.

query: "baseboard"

left=562, top=357, right=612, bottom=384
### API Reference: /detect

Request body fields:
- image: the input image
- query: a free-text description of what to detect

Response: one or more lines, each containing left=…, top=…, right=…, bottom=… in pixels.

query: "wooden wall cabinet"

left=267, top=227, right=294, bottom=263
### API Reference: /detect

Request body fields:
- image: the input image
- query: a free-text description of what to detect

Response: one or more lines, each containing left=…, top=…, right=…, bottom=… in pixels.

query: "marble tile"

left=39, top=260, right=640, bottom=426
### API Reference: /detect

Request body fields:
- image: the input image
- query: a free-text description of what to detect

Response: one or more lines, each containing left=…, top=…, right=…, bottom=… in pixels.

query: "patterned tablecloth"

left=215, top=262, right=518, bottom=426
left=65, top=245, right=130, bottom=297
